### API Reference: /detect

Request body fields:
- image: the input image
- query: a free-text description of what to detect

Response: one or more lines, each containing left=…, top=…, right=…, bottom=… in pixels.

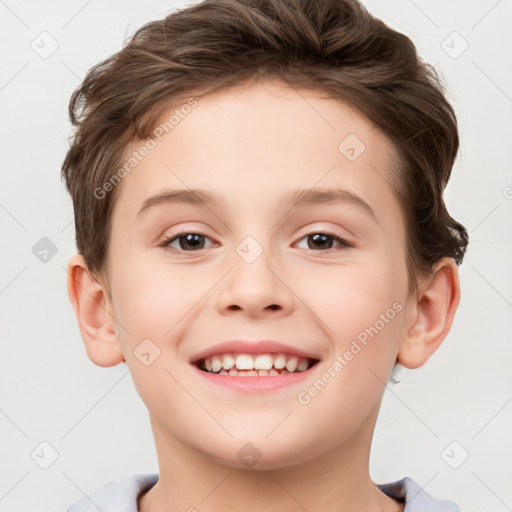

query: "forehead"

left=112, top=78, right=402, bottom=227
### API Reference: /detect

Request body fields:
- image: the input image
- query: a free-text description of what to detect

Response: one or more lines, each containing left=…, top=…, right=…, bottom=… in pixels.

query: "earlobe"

left=66, top=253, right=125, bottom=367
left=397, top=257, right=461, bottom=369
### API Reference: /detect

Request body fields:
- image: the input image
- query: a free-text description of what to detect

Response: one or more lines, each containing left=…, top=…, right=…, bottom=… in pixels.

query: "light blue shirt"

left=66, top=473, right=462, bottom=511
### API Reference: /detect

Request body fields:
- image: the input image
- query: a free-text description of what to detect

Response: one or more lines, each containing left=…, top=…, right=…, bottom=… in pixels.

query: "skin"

left=67, top=78, right=460, bottom=512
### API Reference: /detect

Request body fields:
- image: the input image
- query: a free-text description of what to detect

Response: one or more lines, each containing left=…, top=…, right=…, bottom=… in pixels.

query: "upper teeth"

left=202, top=353, right=311, bottom=373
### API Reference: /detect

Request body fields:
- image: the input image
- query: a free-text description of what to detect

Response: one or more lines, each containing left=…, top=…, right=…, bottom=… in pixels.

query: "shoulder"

left=377, top=477, right=462, bottom=511
left=66, top=473, right=159, bottom=512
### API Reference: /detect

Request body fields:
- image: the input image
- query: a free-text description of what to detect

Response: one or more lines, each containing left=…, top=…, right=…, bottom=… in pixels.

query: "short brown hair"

left=61, top=0, right=468, bottom=295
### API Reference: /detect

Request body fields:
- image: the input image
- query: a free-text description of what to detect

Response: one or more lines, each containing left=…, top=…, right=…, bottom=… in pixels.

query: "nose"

left=215, top=243, right=295, bottom=319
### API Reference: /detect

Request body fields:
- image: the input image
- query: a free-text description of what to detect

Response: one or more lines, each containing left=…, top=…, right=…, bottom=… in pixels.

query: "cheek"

left=301, top=257, right=406, bottom=389
left=296, top=266, right=404, bottom=440
left=110, top=262, right=194, bottom=351
left=306, top=259, right=403, bottom=330
left=110, top=266, right=201, bottom=421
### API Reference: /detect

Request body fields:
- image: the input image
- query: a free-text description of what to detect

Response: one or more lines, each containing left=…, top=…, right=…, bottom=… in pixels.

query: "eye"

left=294, top=231, right=353, bottom=252
left=160, top=232, right=215, bottom=253
left=160, top=230, right=353, bottom=254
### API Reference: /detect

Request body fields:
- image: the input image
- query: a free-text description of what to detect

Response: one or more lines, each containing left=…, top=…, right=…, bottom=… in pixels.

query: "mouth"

left=193, top=352, right=320, bottom=377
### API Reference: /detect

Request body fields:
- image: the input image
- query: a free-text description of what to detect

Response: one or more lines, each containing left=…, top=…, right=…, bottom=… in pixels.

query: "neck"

left=139, top=405, right=403, bottom=512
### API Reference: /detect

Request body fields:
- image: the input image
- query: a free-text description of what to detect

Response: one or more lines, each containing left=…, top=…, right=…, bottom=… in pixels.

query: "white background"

left=0, top=1, right=511, bottom=511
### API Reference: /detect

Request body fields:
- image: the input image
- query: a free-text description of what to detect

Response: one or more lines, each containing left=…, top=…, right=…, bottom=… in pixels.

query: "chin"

left=201, top=440, right=316, bottom=471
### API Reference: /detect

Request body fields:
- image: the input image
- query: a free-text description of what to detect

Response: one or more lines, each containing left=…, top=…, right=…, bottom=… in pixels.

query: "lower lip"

left=191, top=364, right=317, bottom=392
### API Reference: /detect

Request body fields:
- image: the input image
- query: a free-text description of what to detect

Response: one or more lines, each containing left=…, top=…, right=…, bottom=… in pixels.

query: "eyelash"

left=159, top=230, right=353, bottom=254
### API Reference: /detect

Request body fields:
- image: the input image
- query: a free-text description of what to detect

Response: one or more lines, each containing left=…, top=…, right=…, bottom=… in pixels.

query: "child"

left=62, top=0, right=468, bottom=510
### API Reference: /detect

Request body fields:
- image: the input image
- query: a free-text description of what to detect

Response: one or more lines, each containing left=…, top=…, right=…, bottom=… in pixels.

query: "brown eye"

left=161, top=232, right=214, bottom=252
left=295, top=232, right=352, bottom=252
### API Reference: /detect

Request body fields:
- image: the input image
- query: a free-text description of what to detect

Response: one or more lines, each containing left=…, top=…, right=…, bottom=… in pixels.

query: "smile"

left=196, top=352, right=318, bottom=376
left=189, top=339, right=321, bottom=391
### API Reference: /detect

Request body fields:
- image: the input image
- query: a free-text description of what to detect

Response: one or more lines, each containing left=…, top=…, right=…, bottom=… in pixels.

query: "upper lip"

left=190, top=340, right=321, bottom=364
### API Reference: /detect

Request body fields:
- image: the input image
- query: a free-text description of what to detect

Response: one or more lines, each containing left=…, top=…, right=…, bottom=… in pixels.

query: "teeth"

left=273, top=354, right=286, bottom=369
left=211, top=355, right=223, bottom=373
left=297, top=359, right=309, bottom=371
left=235, top=354, right=254, bottom=370
left=254, top=354, right=273, bottom=370
left=223, top=354, right=235, bottom=370
left=285, top=356, right=298, bottom=372
left=200, top=353, right=314, bottom=375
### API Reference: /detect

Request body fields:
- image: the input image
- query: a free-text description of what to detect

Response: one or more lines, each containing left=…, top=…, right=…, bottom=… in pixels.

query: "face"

left=105, top=79, right=413, bottom=469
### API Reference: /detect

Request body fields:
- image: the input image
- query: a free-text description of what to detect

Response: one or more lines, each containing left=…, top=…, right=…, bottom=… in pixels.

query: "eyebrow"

left=137, top=187, right=377, bottom=222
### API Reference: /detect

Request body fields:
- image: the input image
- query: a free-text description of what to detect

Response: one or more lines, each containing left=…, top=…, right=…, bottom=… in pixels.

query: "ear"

left=397, top=257, right=461, bottom=369
left=66, top=253, right=125, bottom=367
